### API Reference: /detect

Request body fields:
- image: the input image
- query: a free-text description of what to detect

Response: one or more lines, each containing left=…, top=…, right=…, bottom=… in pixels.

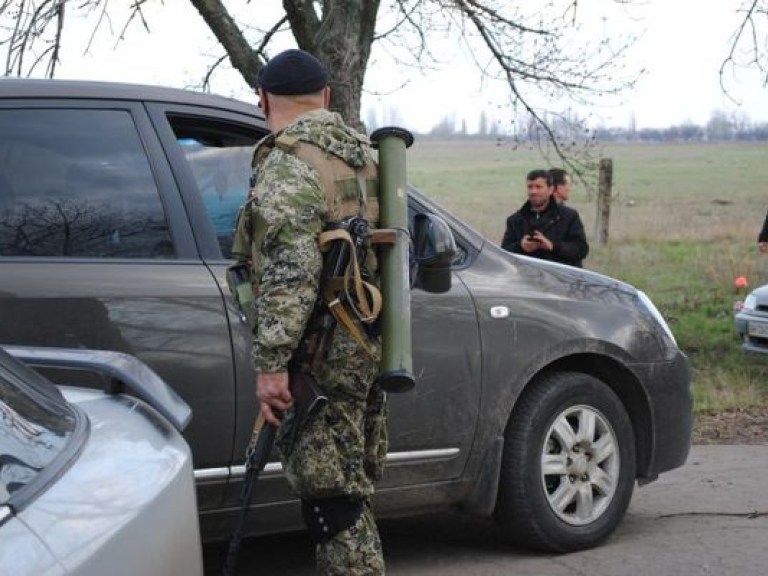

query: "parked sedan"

left=735, top=283, right=768, bottom=353
left=0, top=79, right=692, bottom=553
left=0, top=346, right=202, bottom=576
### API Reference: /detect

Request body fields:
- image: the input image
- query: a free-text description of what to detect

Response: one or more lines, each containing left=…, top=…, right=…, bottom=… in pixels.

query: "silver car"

left=735, top=283, right=768, bottom=353
left=0, top=346, right=203, bottom=576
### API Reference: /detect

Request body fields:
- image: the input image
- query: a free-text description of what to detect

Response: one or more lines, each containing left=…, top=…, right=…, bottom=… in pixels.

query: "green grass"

left=409, top=139, right=768, bottom=414
left=589, top=239, right=768, bottom=414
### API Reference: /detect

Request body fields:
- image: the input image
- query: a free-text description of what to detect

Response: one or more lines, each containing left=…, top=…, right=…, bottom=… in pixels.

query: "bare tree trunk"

left=595, top=158, right=613, bottom=247
left=285, top=0, right=380, bottom=131
left=187, top=0, right=378, bottom=129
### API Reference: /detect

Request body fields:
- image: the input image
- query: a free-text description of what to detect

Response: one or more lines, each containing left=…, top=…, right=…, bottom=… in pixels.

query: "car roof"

left=0, top=78, right=263, bottom=119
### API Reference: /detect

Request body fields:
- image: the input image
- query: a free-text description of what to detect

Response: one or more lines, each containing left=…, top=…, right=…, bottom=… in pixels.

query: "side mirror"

left=412, top=213, right=456, bottom=293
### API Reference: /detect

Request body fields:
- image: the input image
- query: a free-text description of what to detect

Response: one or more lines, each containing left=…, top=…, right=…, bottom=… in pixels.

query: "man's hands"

left=521, top=230, right=553, bottom=253
left=257, top=372, right=294, bottom=426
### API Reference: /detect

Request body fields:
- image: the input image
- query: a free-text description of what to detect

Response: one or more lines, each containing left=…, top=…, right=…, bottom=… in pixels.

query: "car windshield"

left=0, top=348, right=76, bottom=506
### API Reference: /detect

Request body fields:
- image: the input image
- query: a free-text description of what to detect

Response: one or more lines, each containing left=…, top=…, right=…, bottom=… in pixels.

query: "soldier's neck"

left=268, top=106, right=323, bottom=133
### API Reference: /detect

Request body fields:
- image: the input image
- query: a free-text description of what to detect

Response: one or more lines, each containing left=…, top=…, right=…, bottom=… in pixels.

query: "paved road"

left=205, top=444, right=768, bottom=575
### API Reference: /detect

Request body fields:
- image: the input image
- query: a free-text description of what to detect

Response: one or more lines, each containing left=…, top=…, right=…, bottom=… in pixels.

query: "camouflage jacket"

left=243, top=109, right=377, bottom=374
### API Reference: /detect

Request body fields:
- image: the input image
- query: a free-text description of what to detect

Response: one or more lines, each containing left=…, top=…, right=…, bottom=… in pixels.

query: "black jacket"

left=760, top=209, right=768, bottom=243
left=501, top=199, right=589, bottom=267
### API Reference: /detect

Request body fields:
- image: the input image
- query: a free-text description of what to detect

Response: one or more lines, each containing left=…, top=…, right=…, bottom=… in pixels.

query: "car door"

left=375, top=203, right=482, bottom=491
left=0, top=99, right=236, bottom=511
left=380, top=268, right=481, bottom=489
left=145, top=103, right=270, bottom=497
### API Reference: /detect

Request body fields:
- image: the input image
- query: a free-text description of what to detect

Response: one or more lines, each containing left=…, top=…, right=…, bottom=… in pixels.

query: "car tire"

left=494, top=371, right=636, bottom=552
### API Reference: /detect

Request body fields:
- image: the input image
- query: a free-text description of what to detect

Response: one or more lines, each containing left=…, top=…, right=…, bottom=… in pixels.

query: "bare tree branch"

left=201, top=52, right=227, bottom=92
left=188, top=0, right=262, bottom=89
left=46, top=0, right=64, bottom=77
left=192, top=5, right=287, bottom=92
left=721, top=0, right=768, bottom=103
left=0, top=0, right=642, bottom=177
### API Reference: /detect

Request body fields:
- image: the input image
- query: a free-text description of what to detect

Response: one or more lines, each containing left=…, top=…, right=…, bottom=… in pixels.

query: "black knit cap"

left=257, top=49, right=329, bottom=95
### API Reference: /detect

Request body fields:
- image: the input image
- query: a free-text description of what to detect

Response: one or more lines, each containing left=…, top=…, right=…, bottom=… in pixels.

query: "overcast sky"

left=33, top=0, right=768, bottom=132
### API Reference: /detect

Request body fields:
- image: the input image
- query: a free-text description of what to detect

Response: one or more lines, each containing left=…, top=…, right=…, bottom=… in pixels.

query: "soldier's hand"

left=257, top=372, right=293, bottom=426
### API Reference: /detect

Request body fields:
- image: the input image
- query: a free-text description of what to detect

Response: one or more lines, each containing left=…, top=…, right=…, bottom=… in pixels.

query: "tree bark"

left=284, top=0, right=380, bottom=131
left=595, top=158, right=613, bottom=247
left=187, top=0, right=380, bottom=129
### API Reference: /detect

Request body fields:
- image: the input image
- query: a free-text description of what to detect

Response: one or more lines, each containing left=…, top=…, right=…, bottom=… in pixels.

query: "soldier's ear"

left=258, top=89, right=270, bottom=117
left=322, top=86, right=331, bottom=109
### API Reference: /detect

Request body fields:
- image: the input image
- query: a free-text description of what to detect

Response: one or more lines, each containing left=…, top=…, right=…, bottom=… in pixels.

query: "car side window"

left=0, top=109, right=174, bottom=259
left=167, top=116, right=264, bottom=259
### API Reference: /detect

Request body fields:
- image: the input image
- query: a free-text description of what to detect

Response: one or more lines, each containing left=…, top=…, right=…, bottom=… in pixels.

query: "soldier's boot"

left=313, top=502, right=384, bottom=576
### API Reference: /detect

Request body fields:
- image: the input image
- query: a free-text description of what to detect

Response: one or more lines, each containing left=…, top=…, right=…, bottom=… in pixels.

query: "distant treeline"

left=590, top=122, right=768, bottom=143
left=403, top=110, right=768, bottom=142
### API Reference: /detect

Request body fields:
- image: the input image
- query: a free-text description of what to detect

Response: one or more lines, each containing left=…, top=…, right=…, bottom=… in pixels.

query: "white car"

left=735, top=284, right=768, bottom=354
left=0, top=346, right=203, bottom=576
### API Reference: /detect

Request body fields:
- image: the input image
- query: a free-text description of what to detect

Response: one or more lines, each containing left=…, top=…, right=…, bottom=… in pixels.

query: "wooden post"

left=595, top=158, right=613, bottom=246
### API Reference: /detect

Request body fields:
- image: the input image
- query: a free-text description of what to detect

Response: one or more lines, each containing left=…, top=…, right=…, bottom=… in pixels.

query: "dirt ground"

left=693, top=408, right=768, bottom=444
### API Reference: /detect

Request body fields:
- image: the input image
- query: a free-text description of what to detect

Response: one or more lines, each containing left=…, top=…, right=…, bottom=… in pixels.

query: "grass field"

left=408, top=139, right=768, bottom=414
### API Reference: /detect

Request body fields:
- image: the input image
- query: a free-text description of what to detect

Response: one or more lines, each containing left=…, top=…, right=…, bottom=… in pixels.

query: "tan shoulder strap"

left=317, top=227, right=382, bottom=358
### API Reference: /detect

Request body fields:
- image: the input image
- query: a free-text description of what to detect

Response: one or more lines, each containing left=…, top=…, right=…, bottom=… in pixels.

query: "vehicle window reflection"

left=0, top=109, right=174, bottom=259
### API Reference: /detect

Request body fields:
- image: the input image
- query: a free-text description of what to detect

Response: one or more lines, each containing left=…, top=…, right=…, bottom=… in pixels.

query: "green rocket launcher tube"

left=370, top=127, right=416, bottom=393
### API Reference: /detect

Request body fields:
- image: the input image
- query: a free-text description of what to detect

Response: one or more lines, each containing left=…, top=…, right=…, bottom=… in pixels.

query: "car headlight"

left=742, top=293, right=757, bottom=311
left=637, top=290, right=677, bottom=347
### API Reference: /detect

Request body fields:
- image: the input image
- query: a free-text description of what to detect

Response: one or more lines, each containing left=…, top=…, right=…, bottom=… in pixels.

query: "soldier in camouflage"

left=233, top=49, right=387, bottom=575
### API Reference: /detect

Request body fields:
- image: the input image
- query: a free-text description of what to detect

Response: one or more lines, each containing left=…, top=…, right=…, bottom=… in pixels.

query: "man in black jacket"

left=501, top=169, right=589, bottom=267
left=759, top=209, right=768, bottom=254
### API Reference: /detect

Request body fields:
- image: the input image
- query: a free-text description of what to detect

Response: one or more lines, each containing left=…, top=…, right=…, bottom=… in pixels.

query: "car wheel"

left=495, top=371, right=636, bottom=552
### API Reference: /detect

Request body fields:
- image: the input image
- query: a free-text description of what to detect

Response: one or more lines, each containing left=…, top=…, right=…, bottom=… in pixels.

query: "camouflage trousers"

left=315, top=502, right=384, bottom=576
left=276, top=330, right=387, bottom=498
left=275, top=330, right=388, bottom=574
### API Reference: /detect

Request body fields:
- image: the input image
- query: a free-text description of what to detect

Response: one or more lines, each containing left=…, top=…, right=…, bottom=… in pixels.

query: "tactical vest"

left=231, top=132, right=382, bottom=353
left=267, top=134, right=379, bottom=227
left=233, top=133, right=379, bottom=264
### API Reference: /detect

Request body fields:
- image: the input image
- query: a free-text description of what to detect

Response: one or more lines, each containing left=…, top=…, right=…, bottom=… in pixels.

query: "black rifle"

left=222, top=217, right=370, bottom=576
left=222, top=412, right=276, bottom=576
left=222, top=373, right=326, bottom=576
